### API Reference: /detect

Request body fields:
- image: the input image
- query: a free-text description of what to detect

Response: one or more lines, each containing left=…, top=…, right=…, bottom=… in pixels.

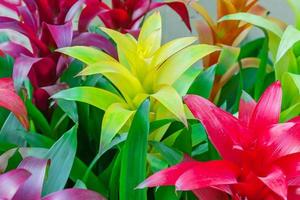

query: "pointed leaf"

left=13, top=157, right=48, bottom=200
left=52, top=87, right=124, bottom=111
left=276, top=25, right=300, bottom=63
left=0, top=78, right=29, bottom=129
left=99, top=103, right=134, bottom=152
left=0, top=169, right=31, bottom=199
left=120, top=100, right=150, bottom=200
left=42, top=125, right=77, bottom=195
left=151, top=85, right=187, bottom=126
left=47, top=21, right=73, bottom=48
left=57, top=46, right=116, bottom=64
left=156, top=44, right=220, bottom=85
left=249, top=81, right=282, bottom=130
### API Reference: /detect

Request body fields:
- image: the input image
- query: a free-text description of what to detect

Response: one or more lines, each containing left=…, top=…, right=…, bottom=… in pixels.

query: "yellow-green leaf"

left=52, top=87, right=124, bottom=111
left=150, top=37, right=197, bottom=69
left=155, top=44, right=220, bottom=85
left=151, top=85, right=187, bottom=126
left=100, top=103, right=135, bottom=153
left=78, top=61, right=144, bottom=99
left=57, top=46, right=115, bottom=64
left=138, top=12, right=162, bottom=57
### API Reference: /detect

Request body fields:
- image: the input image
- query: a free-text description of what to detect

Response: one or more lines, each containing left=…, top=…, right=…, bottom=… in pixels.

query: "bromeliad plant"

left=188, top=0, right=267, bottom=67
left=185, top=0, right=268, bottom=102
left=138, top=82, right=300, bottom=200
left=52, top=12, right=219, bottom=154
left=0, top=0, right=117, bottom=113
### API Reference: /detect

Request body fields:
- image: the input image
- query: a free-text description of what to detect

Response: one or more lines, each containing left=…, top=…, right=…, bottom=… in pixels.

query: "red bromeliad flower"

left=78, top=0, right=191, bottom=36
left=0, top=0, right=117, bottom=114
left=0, top=156, right=105, bottom=200
left=138, top=81, right=300, bottom=200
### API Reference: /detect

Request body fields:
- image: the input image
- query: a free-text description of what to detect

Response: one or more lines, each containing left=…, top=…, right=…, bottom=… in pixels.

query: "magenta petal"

left=0, top=169, right=31, bottom=199
left=258, top=167, right=287, bottom=200
left=137, top=161, right=199, bottom=188
left=288, top=186, right=300, bottom=200
left=238, top=91, right=257, bottom=127
left=13, top=54, right=41, bottom=91
left=249, top=81, right=282, bottom=130
left=0, top=42, right=33, bottom=58
left=175, top=160, right=239, bottom=190
left=18, top=5, right=38, bottom=33
left=12, top=157, right=48, bottom=200
left=42, top=189, right=106, bottom=200
left=184, top=95, right=248, bottom=161
left=72, top=33, right=117, bottom=58
left=47, top=21, right=73, bottom=48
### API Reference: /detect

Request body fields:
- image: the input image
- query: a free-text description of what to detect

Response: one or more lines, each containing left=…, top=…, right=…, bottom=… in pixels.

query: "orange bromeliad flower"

left=191, top=0, right=267, bottom=67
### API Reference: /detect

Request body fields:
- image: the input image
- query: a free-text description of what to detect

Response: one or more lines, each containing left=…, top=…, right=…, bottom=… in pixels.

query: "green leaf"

left=100, top=103, right=134, bottom=152
left=150, top=141, right=183, bottom=166
left=287, top=0, right=300, bottom=29
left=188, top=66, right=216, bottom=98
left=120, top=100, right=150, bottom=200
left=216, top=46, right=240, bottom=75
left=173, top=65, right=202, bottom=96
left=151, top=85, right=187, bottom=126
left=219, top=13, right=283, bottom=37
left=57, top=99, right=78, bottom=123
left=42, top=125, right=78, bottom=195
left=276, top=25, right=300, bottom=63
left=254, top=36, right=269, bottom=100
left=52, top=87, right=125, bottom=111
left=25, top=100, right=51, bottom=135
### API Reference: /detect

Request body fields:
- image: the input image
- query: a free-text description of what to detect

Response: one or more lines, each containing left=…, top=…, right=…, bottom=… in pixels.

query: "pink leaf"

left=0, top=169, right=31, bottom=199
left=47, top=21, right=73, bottom=48
left=13, top=157, right=48, bottom=200
left=42, top=189, right=106, bottom=200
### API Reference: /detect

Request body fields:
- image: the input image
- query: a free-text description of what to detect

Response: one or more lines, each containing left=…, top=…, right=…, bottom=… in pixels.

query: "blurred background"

left=161, top=0, right=294, bottom=42
left=0, top=0, right=295, bottom=44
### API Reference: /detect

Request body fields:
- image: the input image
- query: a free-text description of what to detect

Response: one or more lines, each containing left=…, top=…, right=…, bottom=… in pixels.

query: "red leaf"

left=184, top=95, right=248, bottom=162
left=175, top=160, right=239, bottom=190
left=0, top=78, right=29, bottom=129
left=193, top=188, right=230, bottom=200
left=137, top=161, right=199, bottom=188
left=150, top=1, right=191, bottom=31
left=78, top=1, right=109, bottom=32
left=258, top=167, right=288, bottom=200
left=238, top=91, right=257, bottom=127
left=249, top=81, right=282, bottom=131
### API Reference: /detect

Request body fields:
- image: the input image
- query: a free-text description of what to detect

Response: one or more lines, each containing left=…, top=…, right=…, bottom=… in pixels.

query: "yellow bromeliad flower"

left=53, top=12, right=219, bottom=153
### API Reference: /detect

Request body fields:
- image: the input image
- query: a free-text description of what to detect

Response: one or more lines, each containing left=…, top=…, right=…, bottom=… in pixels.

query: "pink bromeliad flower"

left=138, top=81, right=300, bottom=200
left=0, top=156, right=105, bottom=200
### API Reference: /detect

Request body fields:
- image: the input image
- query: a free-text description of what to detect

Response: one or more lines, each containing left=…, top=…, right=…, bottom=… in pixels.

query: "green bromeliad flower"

left=52, top=12, right=219, bottom=153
